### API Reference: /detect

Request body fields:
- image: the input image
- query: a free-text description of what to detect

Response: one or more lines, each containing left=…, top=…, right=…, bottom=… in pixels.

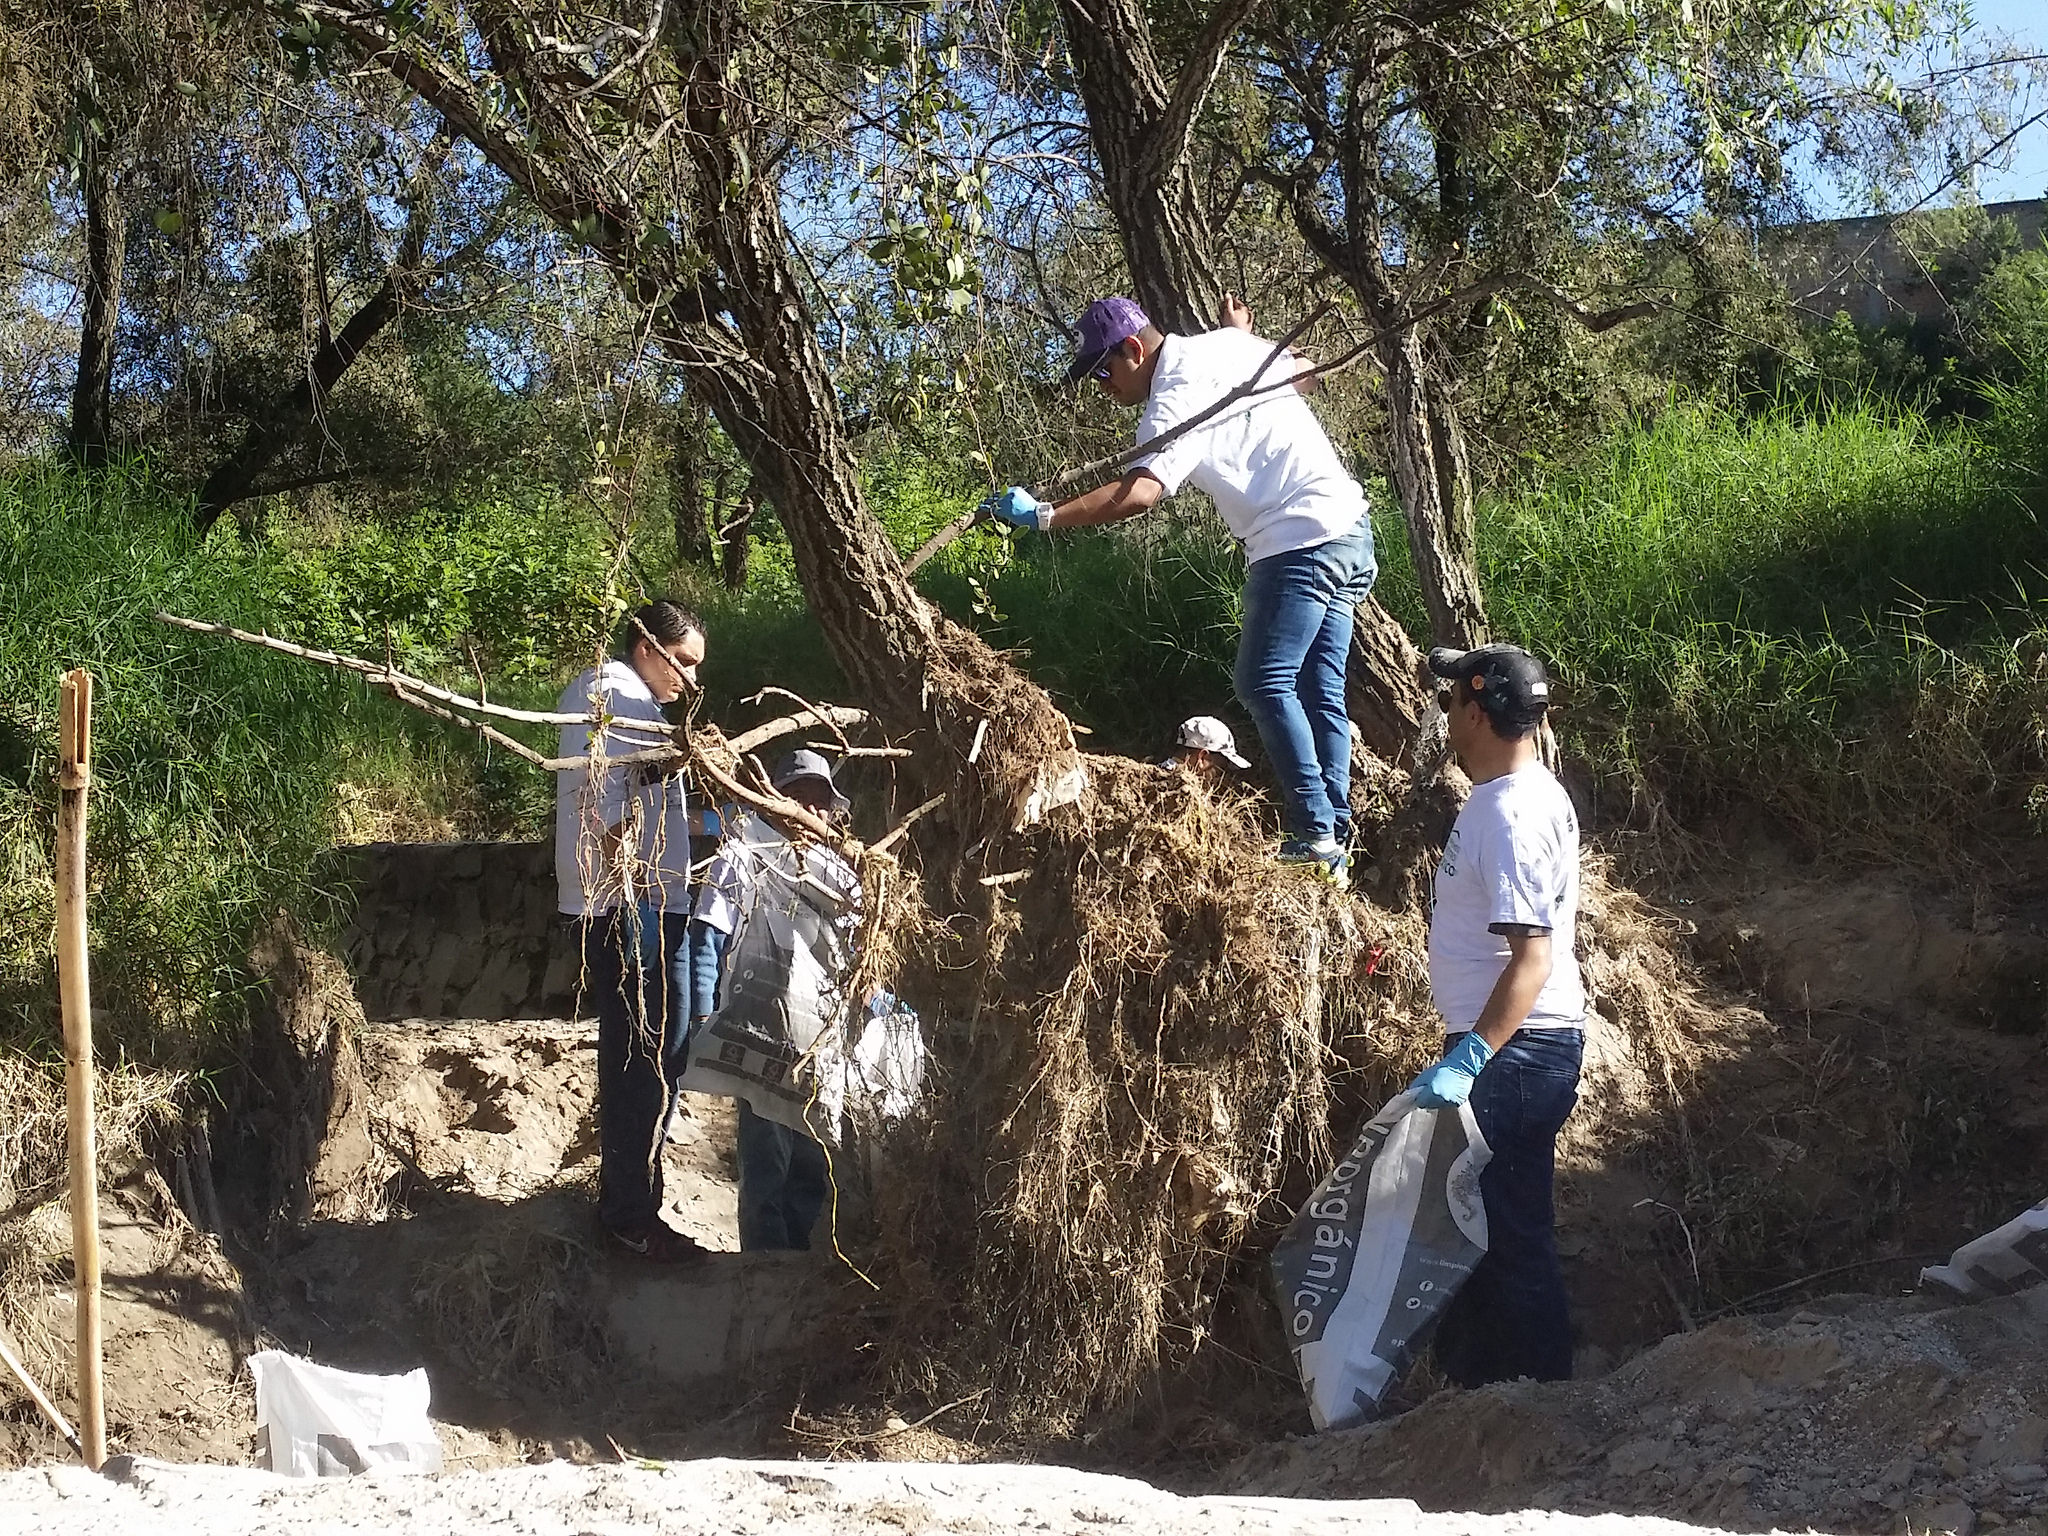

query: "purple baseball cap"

left=1063, top=297, right=1151, bottom=384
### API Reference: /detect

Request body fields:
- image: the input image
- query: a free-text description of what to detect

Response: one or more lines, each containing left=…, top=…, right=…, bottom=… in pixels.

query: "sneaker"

left=606, top=1219, right=711, bottom=1265
left=1278, top=837, right=1351, bottom=891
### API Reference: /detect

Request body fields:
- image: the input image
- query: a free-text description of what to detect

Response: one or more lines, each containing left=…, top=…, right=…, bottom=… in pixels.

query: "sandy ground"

left=0, top=1454, right=1819, bottom=1536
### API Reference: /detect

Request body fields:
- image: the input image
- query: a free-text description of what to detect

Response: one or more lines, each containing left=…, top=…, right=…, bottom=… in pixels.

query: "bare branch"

left=729, top=705, right=874, bottom=755
left=153, top=611, right=667, bottom=735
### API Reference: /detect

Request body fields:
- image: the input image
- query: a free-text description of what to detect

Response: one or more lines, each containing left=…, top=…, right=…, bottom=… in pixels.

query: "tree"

left=186, top=137, right=512, bottom=531
left=270, top=0, right=1079, bottom=802
left=0, top=1, right=264, bottom=463
left=1005, top=0, right=1433, bottom=753
left=1044, top=0, right=2007, bottom=651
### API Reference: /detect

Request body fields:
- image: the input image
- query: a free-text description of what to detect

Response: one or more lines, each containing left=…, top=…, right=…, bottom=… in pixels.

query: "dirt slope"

left=1229, top=1288, right=2048, bottom=1536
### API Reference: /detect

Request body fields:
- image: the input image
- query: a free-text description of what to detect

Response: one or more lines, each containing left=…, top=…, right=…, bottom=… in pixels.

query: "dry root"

left=867, top=756, right=1431, bottom=1429
left=861, top=724, right=1722, bottom=1432
left=412, top=1224, right=610, bottom=1396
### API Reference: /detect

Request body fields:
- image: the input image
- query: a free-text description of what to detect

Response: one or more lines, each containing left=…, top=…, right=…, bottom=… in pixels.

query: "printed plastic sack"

left=676, top=816, right=857, bottom=1139
left=1921, top=1197, right=2048, bottom=1299
left=247, top=1350, right=442, bottom=1478
left=1270, top=1089, right=1491, bottom=1431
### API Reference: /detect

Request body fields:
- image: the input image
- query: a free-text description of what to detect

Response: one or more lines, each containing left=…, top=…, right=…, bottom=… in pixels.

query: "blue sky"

left=1941, top=0, right=2047, bottom=204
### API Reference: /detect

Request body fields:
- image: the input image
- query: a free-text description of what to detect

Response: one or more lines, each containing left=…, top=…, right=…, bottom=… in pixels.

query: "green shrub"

left=255, top=496, right=618, bottom=685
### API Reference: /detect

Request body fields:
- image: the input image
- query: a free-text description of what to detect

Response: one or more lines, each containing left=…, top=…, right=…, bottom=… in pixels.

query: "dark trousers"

left=580, top=910, right=689, bottom=1233
left=736, top=1100, right=830, bottom=1251
left=1433, top=1026, right=1583, bottom=1388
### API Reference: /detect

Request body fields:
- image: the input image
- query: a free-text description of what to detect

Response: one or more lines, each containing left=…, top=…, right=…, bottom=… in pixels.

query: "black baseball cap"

left=1428, top=644, right=1552, bottom=728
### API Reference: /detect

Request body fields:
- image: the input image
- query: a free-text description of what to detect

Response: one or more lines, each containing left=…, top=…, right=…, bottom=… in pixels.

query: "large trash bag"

left=1269, top=1088, right=1491, bottom=1430
left=676, top=817, right=857, bottom=1140
left=247, top=1350, right=441, bottom=1478
left=1922, top=1197, right=2048, bottom=1299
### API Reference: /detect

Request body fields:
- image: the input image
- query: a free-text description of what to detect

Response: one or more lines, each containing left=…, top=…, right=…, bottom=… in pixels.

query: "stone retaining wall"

left=330, top=841, right=581, bottom=1021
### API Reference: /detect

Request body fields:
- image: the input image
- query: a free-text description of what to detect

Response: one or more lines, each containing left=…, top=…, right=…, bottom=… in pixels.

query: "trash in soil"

left=247, top=1350, right=441, bottom=1478
left=1921, top=1197, right=2048, bottom=1300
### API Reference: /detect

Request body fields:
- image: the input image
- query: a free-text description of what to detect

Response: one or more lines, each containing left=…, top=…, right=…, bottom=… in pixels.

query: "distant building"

left=1763, top=197, right=2048, bottom=329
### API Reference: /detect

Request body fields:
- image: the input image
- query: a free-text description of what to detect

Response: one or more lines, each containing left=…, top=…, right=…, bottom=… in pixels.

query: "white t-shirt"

left=1427, top=763, right=1586, bottom=1034
left=553, top=659, right=693, bottom=916
left=1132, top=328, right=1371, bottom=565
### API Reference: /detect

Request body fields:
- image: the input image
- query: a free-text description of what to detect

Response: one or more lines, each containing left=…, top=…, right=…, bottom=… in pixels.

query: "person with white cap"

left=1406, top=642, right=1585, bottom=1388
left=977, top=294, right=1375, bottom=886
left=1163, top=714, right=1251, bottom=790
left=687, top=748, right=862, bottom=1250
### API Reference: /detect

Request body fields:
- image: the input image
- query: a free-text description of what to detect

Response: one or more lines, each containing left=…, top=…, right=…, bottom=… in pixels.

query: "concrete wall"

left=331, top=841, right=582, bottom=1021
left=1766, top=196, right=2048, bottom=329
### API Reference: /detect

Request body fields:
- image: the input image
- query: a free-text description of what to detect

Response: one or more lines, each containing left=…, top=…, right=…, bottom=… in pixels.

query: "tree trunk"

left=1054, top=0, right=1434, bottom=764
left=1379, top=326, right=1488, bottom=649
left=67, top=132, right=125, bottom=468
left=672, top=407, right=718, bottom=568
left=719, top=493, right=755, bottom=591
left=1346, top=594, right=1426, bottom=761
left=659, top=71, right=1076, bottom=835
left=1055, top=0, right=1235, bottom=332
left=193, top=266, right=412, bottom=533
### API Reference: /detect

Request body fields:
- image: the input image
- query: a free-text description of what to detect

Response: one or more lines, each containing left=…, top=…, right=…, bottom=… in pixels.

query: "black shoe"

left=606, top=1219, right=711, bottom=1265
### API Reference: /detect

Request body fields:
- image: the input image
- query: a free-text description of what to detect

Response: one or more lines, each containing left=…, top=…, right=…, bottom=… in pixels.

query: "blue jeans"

left=736, top=1100, right=830, bottom=1251
left=1234, top=516, right=1378, bottom=842
left=580, top=909, right=690, bottom=1232
left=1432, top=1027, right=1583, bottom=1388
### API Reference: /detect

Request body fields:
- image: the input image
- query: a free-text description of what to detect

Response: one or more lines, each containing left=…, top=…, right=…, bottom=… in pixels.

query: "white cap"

left=1175, top=716, right=1249, bottom=769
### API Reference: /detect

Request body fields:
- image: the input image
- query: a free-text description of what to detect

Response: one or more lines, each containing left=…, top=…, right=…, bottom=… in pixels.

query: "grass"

left=1367, top=379, right=2048, bottom=857
left=7, top=370, right=2041, bottom=1086
left=671, top=375, right=2048, bottom=859
left=0, top=463, right=625, bottom=1068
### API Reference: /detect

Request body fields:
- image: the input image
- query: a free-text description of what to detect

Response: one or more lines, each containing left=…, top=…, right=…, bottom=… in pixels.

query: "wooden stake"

left=54, top=667, right=105, bottom=1471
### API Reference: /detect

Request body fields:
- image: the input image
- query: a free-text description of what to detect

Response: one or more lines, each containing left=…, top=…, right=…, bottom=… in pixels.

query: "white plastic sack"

left=849, top=1003, right=925, bottom=1123
left=247, top=1350, right=441, bottom=1478
left=1269, top=1089, right=1491, bottom=1431
left=1921, top=1197, right=2048, bottom=1299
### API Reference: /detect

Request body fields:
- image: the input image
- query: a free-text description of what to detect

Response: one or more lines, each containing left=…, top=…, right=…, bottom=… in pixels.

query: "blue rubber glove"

left=979, top=485, right=1053, bottom=532
left=1408, top=1030, right=1495, bottom=1110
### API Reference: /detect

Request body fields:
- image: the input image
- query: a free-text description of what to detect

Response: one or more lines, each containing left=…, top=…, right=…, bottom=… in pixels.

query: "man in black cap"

left=977, top=294, right=1375, bottom=886
left=688, top=749, right=861, bottom=1250
left=1406, top=642, right=1585, bottom=1388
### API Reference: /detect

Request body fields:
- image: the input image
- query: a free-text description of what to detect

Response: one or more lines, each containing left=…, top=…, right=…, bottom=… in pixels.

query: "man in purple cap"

left=977, top=295, right=1376, bottom=885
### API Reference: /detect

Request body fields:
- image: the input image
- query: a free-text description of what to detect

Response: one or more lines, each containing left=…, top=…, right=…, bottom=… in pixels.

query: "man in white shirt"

left=555, top=599, right=708, bottom=1263
left=1406, top=642, right=1585, bottom=1386
left=980, top=295, right=1377, bottom=886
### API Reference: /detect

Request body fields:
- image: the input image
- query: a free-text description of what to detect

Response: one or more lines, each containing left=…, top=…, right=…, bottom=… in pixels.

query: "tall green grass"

left=0, top=463, right=351, bottom=1062
left=677, top=375, right=2048, bottom=859
left=0, top=465, right=627, bottom=1064
left=1373, top=379, right=2048, bottom=854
